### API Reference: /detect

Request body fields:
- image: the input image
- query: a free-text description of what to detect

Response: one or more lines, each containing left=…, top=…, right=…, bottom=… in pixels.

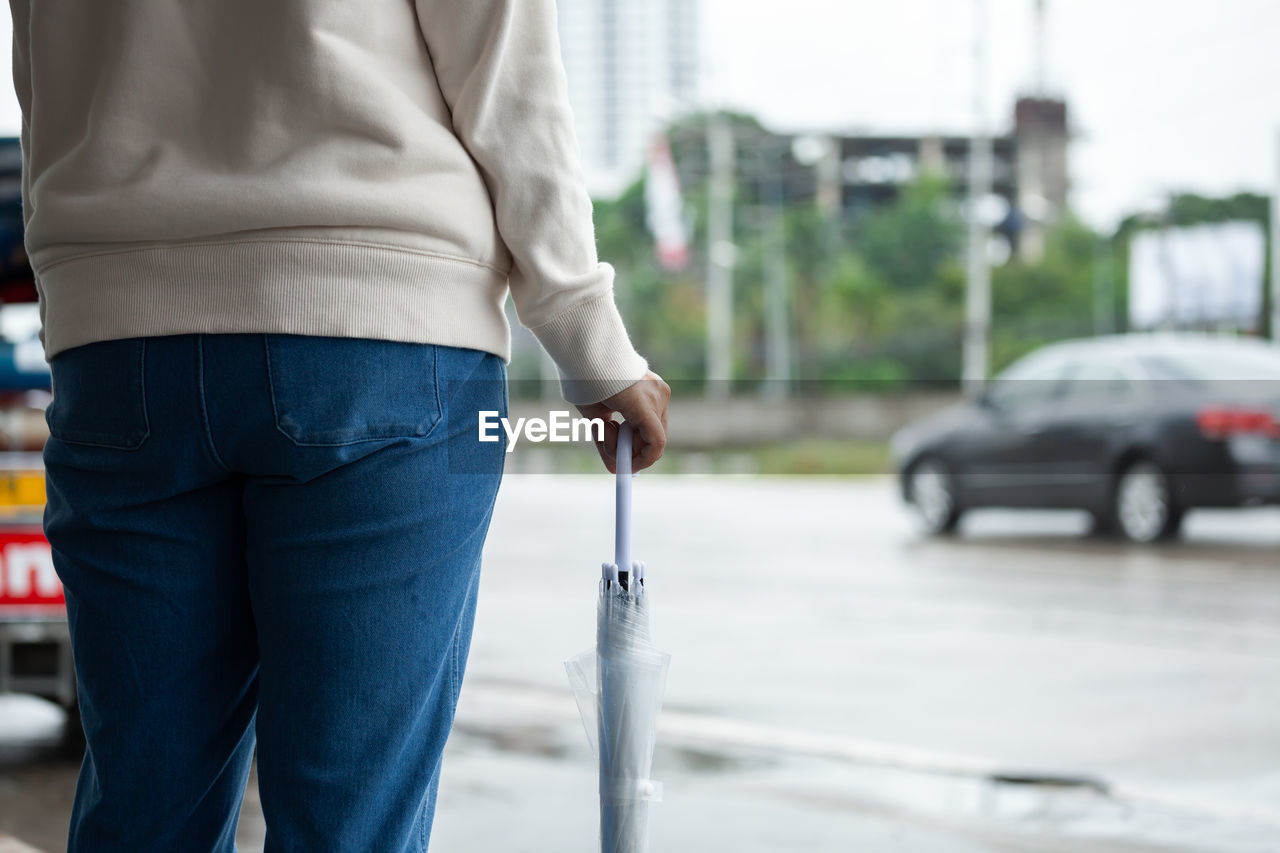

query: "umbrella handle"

left=614, top=420, right=633, bottom=586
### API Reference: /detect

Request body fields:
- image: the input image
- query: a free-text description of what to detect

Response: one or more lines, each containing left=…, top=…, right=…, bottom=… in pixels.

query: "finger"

left=576, top=402, right=613, bottom=421
left=584, top=409, right=613, bottom=453
left=630, top=411, right=666, bottom=472
left=578, top=402, right=615, bottom=463
left=600, top=418, right=620, bottom=472
left=637, top=437, right=663, bottom=472
left=612, top=415, right=645, bottom=471
left=590, top=420, right=616, bottom=475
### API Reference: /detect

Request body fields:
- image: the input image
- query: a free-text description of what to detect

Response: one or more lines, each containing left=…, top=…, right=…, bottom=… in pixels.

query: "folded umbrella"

left=566, top=421, right=671, bottom=853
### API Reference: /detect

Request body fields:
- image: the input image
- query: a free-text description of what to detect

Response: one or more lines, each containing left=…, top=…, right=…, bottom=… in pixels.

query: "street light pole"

left=1033, top=0, right=1048, bottom=95
left=963, top=0, right=993, bottom=392
left=1092, top=236, right=1115, bottom=336
left=763, top=141, right=791, bottom=399
left=1271, top=127, right=1280, bottom=344
left=705, top=112, right=735, bottom=398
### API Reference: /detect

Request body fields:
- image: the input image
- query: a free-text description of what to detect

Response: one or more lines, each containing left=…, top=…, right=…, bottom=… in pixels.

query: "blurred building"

left=1012, top=97, right=1070, bottom=261
left=667, top=97, right=1071, bottom=264
left=557, top=0, right=701, bottom=198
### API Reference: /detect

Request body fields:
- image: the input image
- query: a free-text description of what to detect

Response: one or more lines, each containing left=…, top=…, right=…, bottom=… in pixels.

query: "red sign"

left=0, top=526, right=64, bottom=608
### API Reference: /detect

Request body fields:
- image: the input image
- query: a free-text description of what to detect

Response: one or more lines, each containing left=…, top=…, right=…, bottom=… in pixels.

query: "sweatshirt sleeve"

left=412, top=0, right=648, bottom=405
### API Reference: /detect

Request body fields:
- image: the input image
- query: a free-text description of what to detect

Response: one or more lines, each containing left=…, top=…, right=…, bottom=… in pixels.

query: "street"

left=2, top=474, right=1279, bottom=851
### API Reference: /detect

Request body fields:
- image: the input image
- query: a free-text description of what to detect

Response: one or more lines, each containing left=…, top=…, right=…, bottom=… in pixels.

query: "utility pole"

left=963, top=0, right=993, bottom=393
left=1272, top=127, right=1280, bottom=344
left=815, top=136, right=842, bottom=218
left=1092, top=236, right=1115, bottom=336
left=763, top=141, right=791, bottom=400
left=706, top=112, right=735, bottom=398
left=1033, top=0, right=1048, bottom=95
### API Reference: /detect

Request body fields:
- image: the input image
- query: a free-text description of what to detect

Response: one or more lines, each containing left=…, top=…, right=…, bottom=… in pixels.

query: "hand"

left=575, top=370, right=671, bottom=474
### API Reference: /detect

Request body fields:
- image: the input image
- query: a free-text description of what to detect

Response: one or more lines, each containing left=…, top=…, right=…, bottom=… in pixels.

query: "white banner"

left=1129, top=221, right=1266, bottom=330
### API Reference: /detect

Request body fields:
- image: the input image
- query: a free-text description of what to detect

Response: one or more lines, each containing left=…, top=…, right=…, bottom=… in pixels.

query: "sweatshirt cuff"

left=528, top=291, right=649, bottom=405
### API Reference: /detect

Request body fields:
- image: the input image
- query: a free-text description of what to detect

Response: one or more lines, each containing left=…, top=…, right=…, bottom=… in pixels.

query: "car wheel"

left=1111, top=459, right=1183, bottom=543
left=909, top=458, right=962, bottom=535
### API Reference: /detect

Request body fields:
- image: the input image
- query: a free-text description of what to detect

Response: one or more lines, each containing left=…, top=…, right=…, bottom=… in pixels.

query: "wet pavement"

left=2, top=475, right=1279, bottom=851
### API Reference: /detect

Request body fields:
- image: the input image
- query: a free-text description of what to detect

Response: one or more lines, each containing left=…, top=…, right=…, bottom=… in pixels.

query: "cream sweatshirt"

left=8, top=0, right=648, bottom=404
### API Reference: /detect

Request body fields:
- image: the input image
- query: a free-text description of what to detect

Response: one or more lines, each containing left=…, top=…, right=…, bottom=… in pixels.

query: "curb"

left=462, top=679, right=1280, bottom=832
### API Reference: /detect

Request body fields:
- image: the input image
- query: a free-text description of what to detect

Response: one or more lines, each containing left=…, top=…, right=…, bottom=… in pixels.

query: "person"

left=9, top=0, right=670, bottom=849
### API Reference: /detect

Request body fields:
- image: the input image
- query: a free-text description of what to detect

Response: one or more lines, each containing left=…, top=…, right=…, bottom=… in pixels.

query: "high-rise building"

left=557, top=0, right=701, bottom=199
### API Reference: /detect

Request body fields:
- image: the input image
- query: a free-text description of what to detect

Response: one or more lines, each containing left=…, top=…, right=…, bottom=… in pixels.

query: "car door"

left=953, top=348, right=1072, bottom=507
left=1037, top=355, right=1146, bottom=507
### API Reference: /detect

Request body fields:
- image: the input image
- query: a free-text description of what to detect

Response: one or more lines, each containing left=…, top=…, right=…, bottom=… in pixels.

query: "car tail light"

left=1197, top=407, right=1280, bottom=440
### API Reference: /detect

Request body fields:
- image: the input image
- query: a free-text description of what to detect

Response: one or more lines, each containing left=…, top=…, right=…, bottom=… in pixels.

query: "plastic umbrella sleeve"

left=565, top=422, right=671, bottom=853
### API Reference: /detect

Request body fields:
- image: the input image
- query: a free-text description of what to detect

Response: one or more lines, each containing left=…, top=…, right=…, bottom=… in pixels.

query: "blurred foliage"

left=595, top=176, right=708, bottom=382
left=990, top=215, right=1098, bottom=372
left=588, top=119, right=1273, bottom=393
left=817, top=176, right=967, bottom=384
left=595, top=168, right=976, bottom=390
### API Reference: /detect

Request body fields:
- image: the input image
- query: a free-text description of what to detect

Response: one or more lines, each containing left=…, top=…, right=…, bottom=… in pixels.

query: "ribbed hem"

left=530, top=291, right=649, bottom=405
left=35, top=239, right=513, bottom=363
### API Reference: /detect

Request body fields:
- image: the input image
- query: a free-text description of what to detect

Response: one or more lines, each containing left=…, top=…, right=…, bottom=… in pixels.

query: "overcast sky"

left=0, top=1, right=1276, bottom=230
left=701, top=0, right=1280, bottom=228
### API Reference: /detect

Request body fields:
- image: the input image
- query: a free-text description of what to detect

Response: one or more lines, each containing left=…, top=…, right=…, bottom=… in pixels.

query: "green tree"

left=989, top=215, right=1099, bottom=371
left=856, top=175, right=964, bottom=293
left=818, top=175, right=966, bottom=384
left=594, top=175, right=707, bottom=382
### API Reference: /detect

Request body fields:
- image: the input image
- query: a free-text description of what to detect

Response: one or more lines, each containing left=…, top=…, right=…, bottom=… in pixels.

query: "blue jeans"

left=42, top=333, right=507, bottom=852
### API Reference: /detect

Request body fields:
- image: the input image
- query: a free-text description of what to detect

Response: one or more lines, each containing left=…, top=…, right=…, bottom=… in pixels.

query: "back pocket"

left=264, top=334, right=442, bottom=447
left=45, top=339, right=150, bottom=451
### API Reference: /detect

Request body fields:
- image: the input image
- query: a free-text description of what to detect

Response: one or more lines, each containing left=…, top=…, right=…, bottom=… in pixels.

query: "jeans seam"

left=432, top=345, right=442, bottom=434
left=450, top=627, right=460, bottom=707
left=262, top=335, right=292, bottom=447
left=136, top=339, right=151, bottom=446
left=196, top=335, right=232, bottom=471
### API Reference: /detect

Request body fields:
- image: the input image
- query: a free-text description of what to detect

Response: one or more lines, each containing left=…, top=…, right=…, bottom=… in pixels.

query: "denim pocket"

left=264, top=334, right=443, bottom=447
left=45, top=339, right=150, bottom=451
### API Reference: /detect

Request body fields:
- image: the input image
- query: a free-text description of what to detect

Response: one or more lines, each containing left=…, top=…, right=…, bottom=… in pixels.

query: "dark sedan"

left=891, top=334, right=1280, bottom=542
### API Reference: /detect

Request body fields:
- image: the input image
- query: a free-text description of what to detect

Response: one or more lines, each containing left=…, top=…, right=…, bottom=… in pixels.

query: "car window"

left=1137, top=344, right=1280, bottom=381
left=1061, top=359, right=1133, bottom=402
left=987, top=348, right=1072, bottom=409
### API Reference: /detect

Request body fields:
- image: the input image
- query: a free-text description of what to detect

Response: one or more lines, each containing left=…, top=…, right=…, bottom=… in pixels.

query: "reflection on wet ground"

left=2, top=476, right=1278, bottom=851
